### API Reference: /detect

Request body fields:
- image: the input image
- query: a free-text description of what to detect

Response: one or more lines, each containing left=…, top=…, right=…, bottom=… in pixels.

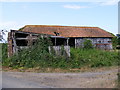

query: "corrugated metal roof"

left=20, top=25, right=114, bottom=38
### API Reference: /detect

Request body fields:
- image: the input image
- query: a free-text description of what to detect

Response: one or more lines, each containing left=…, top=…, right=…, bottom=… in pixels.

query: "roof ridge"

left=24, top=25, right=99, bottom=28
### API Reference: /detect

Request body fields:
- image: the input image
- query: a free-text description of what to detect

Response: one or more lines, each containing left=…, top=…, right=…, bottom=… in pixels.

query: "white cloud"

left=98, top=0, right=119, bottom=6
left=63, top=5, right=89, bottom=9
left=62, top=0, right=118, bottom=10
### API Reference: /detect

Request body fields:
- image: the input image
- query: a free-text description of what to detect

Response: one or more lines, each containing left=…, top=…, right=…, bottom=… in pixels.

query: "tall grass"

left=2, top=37, right=119, bottom=69
left=2, top=37, right=68, bottom=69
left=70, top=48, right=118, bottom=68
left=1, top=43, right=8, bottom=64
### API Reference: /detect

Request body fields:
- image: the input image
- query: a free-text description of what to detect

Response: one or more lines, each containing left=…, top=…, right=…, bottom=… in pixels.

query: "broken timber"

left=8, top=30, right=70, bottom=57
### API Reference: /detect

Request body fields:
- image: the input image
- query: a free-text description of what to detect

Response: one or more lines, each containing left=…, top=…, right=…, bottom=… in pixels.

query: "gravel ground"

left=2, top=67, right=118, bottom=88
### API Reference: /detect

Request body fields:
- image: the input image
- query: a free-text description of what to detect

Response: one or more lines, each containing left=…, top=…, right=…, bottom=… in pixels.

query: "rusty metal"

left=21, top=25, right=114, bottom=38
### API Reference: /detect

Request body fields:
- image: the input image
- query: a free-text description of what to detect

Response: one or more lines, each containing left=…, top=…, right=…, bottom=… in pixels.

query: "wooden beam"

left=67, top=38, right=69, bottom=46
left=27, top=34, right=33, bottom=46
left=75, top=38, right=76, bottom=48
left=55, top=37, right=56, bottom=46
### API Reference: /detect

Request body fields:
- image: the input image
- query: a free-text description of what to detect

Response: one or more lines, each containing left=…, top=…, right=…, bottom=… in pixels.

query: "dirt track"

left=2, top=67, right=118, bottom=88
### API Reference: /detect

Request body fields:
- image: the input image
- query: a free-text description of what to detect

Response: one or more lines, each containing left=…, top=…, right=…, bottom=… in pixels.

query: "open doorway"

left=69, top=38, right=75, bottom=47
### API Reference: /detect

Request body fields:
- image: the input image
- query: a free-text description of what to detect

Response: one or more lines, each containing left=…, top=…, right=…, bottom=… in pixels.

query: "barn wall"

left=8, top=30, right=71, bottom=57
left=8, top=32, right=13, bottom=57
left=75, top=37, right=113, bottom=50
left=8, top=30, right=113, bottom=57
left=48, top=46, right=70, bottom=57
left=8, top=30, right=39, bottom=57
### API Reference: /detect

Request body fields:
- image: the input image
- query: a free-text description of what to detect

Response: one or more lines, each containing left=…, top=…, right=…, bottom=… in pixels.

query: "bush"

left=2, top=37, right=119, bottom=69
left=70, top=48, right=118, bottom=68
left=112, top=36, right=118, bottom=49
left=1, top=43, right=8, bottom=65
left=83, top=39, right=93, bottom=49
left=5, top=37, right=68, bottom=69
left=2, top=43, right=8, bottom=60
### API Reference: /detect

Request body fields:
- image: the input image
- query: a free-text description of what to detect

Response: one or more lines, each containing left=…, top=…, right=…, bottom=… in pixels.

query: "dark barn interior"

left=69, top=38, right=75, bottom=47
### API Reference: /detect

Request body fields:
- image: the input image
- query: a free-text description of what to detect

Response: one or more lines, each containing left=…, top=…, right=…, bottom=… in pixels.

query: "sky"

left=0, top=0, right=119, bottom=42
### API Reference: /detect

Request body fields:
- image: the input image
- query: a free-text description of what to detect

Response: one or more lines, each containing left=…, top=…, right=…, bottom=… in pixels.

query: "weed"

left=2, top=37, right=119, bottom=69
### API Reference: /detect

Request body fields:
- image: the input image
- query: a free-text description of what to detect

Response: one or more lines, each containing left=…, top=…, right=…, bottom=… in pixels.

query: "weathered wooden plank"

left=48, top=46, right=70, bottom=57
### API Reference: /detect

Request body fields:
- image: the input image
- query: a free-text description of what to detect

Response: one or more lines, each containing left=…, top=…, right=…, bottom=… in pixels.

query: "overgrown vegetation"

left=1, top=43, right=8, bottom=62
left=118, top=50, right=120, bottom=88
left=83, top=39, right=93, bottom=49
left=71, top=48, right=118, bottom=68
left=2, top=37, right=68, bottom=69
left=2, top=37, right=119, bottom=69
left=112, top=36, right=118, bottom=49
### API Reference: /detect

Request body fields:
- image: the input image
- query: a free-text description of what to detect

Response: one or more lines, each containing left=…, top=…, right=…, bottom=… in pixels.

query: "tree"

left=112, top=36, right=118, bottom=49
left=118, top=38, right=120, bottom=45
left=117, top=34, right=120, bottom=45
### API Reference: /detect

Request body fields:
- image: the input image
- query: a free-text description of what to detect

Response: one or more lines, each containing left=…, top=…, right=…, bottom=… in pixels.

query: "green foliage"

left=1, top=43, right=8, bottom=65
left=117, top=34, right=120, bottom=45
left=70, top=48, right=118, bottom=68
left=2, top=37, right=119, bottom=69
left=118, top=38, right=120, bottom=45
left=3, top=37, right=68, bottom=69
left=83, top=39, right=93, bottom=49
left=112, top=36, right=118, bottom=49
left=117, top=49, right=120, bottom=88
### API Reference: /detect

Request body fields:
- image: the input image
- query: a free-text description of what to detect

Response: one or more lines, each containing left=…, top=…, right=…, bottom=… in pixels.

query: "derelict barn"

left=8, top=25, right=114, bottom=57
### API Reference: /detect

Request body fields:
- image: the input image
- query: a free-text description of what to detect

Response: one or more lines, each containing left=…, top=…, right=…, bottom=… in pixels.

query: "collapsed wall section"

left=8, top=30, right=71, bottom=57
left=7, top=30, right=40, bottom=57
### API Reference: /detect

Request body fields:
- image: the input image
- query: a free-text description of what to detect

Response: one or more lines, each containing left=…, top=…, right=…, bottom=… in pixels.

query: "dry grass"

left=2, top=66, right=118, bottom=73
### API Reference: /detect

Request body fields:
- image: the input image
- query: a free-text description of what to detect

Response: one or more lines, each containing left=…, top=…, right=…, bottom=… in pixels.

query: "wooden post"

left=75, top=38, right=76, bottom=48
left=12, top=31, right=17, bottom=54
left=8, top=32, right=13, bottom=57
left=55, top=37, right=56, bottom=46
left=28, top=34, right=33, bottom=46
left=67, top=38, right=69, bottom=46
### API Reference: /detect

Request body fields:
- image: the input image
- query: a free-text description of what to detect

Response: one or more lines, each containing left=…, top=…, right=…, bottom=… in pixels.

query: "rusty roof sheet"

left=20, top=25, right=114, bottom=38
